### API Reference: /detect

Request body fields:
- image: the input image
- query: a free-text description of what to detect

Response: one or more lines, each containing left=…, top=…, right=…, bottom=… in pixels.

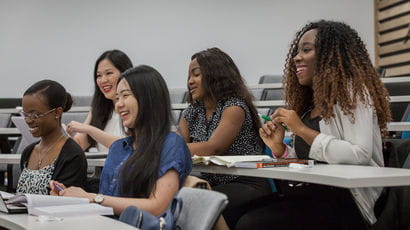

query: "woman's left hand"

left=271, top=108, right=306, bottom=135
left=59, top=186, right=95, bottom=203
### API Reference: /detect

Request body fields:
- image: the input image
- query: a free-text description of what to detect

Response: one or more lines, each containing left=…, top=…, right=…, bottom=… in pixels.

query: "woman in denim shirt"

left=51, top=65, right=192, bottom=216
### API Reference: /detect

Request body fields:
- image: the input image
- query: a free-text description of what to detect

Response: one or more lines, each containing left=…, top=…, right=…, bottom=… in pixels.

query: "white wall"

left=0, top=0, right=374, bottom=98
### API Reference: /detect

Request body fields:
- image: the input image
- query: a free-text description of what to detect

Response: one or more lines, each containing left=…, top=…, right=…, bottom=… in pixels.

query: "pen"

left=258, top=113, right=289, bottom=131
left=53, top=183, right=64, bottom=191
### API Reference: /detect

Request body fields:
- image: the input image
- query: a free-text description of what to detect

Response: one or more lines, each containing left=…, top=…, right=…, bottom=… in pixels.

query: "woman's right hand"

left=49, top=180, right=66, bottom=196
left=66, top=121, right=89, bottom=136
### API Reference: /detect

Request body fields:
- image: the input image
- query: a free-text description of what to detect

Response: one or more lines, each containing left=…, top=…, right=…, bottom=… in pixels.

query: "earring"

left=55, top=116, right=59, bottom=119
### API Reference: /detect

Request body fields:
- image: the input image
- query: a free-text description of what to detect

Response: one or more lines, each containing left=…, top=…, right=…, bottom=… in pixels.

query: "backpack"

left=119, top=197, right=182, bottom=230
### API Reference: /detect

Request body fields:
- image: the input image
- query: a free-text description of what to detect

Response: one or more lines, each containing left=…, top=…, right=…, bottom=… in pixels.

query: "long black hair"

left=118, top=65, right=172, bottom=198
left=189, top=47, right=262, bottom=145
left=24, top=79, right=73, bottom=122
left=88, top=50, right=133, bottom=146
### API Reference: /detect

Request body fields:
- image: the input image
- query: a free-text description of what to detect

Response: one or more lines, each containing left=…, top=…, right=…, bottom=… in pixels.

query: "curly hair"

left=189, top=47, right=262, bottom=138
left=283, top=20, right=391, bottom=134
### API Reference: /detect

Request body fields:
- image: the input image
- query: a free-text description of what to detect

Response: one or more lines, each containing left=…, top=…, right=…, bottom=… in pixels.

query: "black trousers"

left=235, top=182, right=370, bottom=230
left=212, top=176, right=272, bottom=229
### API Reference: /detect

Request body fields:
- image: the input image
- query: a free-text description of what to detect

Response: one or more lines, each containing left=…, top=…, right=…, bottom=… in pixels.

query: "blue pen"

left=53, top=183, right=64, bottom=191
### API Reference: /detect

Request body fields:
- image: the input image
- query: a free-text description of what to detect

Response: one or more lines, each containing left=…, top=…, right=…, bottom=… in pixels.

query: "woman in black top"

left=17, top=80, right=87, bottom=194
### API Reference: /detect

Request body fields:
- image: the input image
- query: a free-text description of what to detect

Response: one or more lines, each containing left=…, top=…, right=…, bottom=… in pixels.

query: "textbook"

left=192, top=155, right=314, bottom=168
left=2, top=193, right=113, bottom=217
left=234, top=158, right=314, bottom=168
left=192, top=155, right=272, bottom=167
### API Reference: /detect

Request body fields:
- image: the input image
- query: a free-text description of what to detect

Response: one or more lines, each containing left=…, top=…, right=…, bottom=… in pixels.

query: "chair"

left=258, top=75, right=283, bottom=84
left=72, top=96, right=93, bottom=107
left=169, top=89, right=187, bottom=104
left=373, top=139, right=410, bottom=229
left=400, top=104, right=410, bottom=139
left=250, top=88, right=264, bottom=101
left=172, top=110, right=182, bottom=124
left=61, top=112, right=88, bottom=125
left=261, top=88, right=283, bottom=100
left=176, top=187, right=228, bottom=230
left=8, top=137, right=33, bottom=191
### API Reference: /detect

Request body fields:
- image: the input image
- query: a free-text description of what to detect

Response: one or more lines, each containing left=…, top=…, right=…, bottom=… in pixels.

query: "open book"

left=192, top=155, right=272, bottom=167
left=192, top=155, right=314, bottom=168
left=2, top=193, right=113, bottom=217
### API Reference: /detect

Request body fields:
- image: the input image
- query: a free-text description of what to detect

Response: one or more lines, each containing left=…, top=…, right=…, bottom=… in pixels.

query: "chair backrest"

left=250, top=88, right=264, bottom=101
left=258, top=75, right=283, bottom=84
left=176, top=187, right=228, bottom=230
left=72, top=96, right=93, bottom=107
left=61, top=112, right=88, bottom=125
left=169, top=89, right=187, bottom=104
left=172, top=110, right=182, bottom=124
left=0, top=113, right=11, bottom=128
left=261, top=88, right=283, bottom=100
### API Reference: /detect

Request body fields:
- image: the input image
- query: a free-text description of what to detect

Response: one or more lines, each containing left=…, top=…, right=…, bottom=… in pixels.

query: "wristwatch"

left=93, top=194, right=104, bottom=204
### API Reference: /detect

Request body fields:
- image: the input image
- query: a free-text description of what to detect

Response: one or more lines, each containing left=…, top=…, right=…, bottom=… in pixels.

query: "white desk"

left=386, top=122, right=410, bottom=131
left=0, top=153, right=107, bottom=165
left=0, top=212, right=137, bottom=230
left=3, top=155, right=410, bottom=188
left=192, top=164, right=410, bottom=188
left=0, top=128, right=20, bottom=135
left=0, top=108, right=20, bottom=114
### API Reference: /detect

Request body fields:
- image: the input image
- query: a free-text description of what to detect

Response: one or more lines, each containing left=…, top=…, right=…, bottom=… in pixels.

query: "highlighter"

left=258, top=113, right=289, bottom=131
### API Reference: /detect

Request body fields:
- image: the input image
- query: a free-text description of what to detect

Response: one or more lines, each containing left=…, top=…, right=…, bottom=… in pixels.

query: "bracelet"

left=271, top=143, right=289, bottom=158
left=281, top=143, right=289, bottom=158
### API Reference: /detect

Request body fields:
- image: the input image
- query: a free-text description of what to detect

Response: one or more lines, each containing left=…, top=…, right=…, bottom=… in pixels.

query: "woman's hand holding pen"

left=271, top=108, right=306, bottom=136
left=49, top=180, right=95, bottom=202
left=259, top=116, right=286, bottom=157
left=49, top=180, right=66, bottom=196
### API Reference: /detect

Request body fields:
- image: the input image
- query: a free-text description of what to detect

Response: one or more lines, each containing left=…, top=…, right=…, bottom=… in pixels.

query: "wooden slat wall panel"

left=378, top=27, right=409, bottom=43
left=378, top=14, right=410, bottom=32
left=385, top=65, right=410, bottom=77
left=377, top=0, right=406, bottom=9
left=378, top=53, right=410, bottom=66
left=379, top=53, right=410, bottom=67
left=375, top=0, right=410, bottom=77
left=377, top=2, right=410, bottom=21
left=379, top=40, right=410, bottom=55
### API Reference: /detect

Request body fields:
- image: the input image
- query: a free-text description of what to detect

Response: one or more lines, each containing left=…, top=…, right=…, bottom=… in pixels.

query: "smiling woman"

left=65, top=50, right=133, bottom=152
left=50, top=65, right=192, bottom=222
left=17, top=79, right=87, bottom=195
left=178, top=47, right=272, bottom=229
left=237, top=20, right=392, bottom=230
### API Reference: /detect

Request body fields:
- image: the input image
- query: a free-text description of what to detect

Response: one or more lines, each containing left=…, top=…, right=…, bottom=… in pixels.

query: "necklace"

left=37, top=134, right=65, bottom=169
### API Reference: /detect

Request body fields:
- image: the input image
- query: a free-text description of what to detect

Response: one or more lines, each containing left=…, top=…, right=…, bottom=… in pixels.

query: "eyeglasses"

left=20, top=108, right=57, bottom=120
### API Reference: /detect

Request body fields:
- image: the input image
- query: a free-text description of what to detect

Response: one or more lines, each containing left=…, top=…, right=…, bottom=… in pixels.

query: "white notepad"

left=5, top=194, right=113, bottom=217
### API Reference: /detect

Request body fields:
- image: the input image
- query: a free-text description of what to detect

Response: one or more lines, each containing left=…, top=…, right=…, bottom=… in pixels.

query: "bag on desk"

left=119, top=197, right=182, bottom=230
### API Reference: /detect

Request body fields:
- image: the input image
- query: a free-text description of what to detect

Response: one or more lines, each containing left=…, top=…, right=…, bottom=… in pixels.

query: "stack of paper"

left=4, top=194, right=113, bottom=217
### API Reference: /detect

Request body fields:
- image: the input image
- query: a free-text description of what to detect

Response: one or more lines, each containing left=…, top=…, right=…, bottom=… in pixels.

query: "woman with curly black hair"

left=236, top=20, right=391, bottom=229
left=178, top=47, right=272, bottom=229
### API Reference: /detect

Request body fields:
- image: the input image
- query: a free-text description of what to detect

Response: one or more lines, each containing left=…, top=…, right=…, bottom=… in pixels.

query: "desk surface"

left=192, top=164, right=410, bottom=188
left=0, top=153, right=107, bottom=165
left=0, top=128, right=20, bottom=135
left=0, top=213, right=137, bottom=230
left=3, top=155, right=410, bottom=188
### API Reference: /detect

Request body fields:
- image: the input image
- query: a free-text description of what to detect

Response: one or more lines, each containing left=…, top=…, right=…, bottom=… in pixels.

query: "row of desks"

left=1, top=121, right=410, bottom=135
left=1, top=94, right=410, bottom=112
left=2, top=153, right=410, bottom=189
